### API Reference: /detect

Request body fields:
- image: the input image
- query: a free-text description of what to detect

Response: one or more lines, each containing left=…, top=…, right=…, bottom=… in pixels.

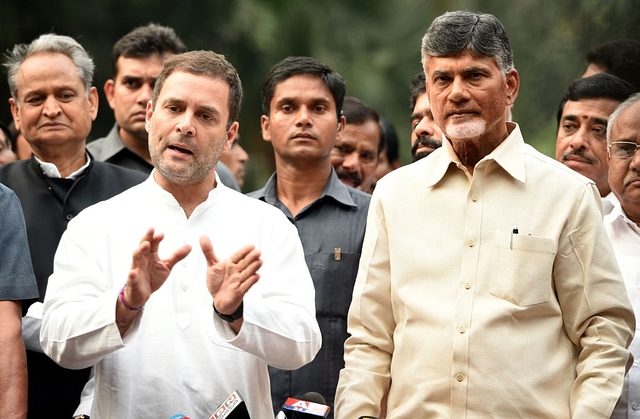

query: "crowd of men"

left=1, top=12, right=640, bottom=419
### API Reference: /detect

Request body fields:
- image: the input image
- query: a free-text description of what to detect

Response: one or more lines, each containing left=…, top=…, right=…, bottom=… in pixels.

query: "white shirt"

left=607, top=204, right=640, bottom=418
left=603, top=191, right=621, bottom=215
left=22, top=153, right=93, bottom=353
left=40, top=174, right=321, bottom=418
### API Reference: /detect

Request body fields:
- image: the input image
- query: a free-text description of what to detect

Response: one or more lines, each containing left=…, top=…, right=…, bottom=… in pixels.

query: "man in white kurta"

left=40, top=50, right=321, bottom=418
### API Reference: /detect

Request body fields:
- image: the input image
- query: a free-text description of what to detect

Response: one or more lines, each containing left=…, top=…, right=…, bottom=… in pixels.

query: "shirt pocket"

left=490, top=232, right=556, bottom=307
left=306, top=252, right=360, bottom=317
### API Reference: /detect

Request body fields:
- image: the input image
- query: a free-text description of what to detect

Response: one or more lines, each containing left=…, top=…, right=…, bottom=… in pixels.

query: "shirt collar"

left=605, top=200, right=640, bottom=233
left=34, top=152, right=92, bottom=179
left=98, top=124, right=128, bottom=160
left=424, top=122, right=526, bottom=187
left=254, top=167, right=358, bottom=209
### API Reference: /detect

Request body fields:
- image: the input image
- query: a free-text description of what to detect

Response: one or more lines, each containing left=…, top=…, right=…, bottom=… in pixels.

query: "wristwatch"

left=213, top=301, right=243, bottom=323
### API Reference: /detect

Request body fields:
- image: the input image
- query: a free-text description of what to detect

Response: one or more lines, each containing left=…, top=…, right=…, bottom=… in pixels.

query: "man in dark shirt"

left=249, top=56, right=370, bottom=418
left=0, top=33, right=146, bottom=418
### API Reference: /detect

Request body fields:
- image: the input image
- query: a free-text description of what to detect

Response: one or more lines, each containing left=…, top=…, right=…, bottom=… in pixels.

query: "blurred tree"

left=0, top=0, right=638, bottom=190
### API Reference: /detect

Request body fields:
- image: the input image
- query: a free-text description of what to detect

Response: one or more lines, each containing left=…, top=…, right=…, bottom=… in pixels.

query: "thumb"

left=200, top=235, right=219, bottom=267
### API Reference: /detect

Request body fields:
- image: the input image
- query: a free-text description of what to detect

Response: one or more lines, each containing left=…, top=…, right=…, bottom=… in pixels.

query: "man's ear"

left=9, top=98, right=20, bottom=132
left=104, top=79, right=116, bottom=110
left=145, top=101, right=154, bottom=133
left=260, top=115, right=272, bottom=143
left=505, top=68, right=520, bottom=106
left=335, top=114, right=346, bottom=141
left=88, top=86, right=99, bottom=122
left=225, top=122, right=239, bottom=151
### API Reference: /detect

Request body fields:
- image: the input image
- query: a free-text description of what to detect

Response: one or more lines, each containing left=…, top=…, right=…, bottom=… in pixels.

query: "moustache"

left=335, top=168, right=362, bottom=187
left=623, top=171, right=640, bottom=187
left=411, top=136, right=442, bottom=161
left=561, top=150, right=597, bottom=165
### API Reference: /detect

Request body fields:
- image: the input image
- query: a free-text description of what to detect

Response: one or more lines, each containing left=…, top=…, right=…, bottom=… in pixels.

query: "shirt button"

left=456, top=374, right=464, bottom=382
left=468, top=239, right=475, bottom=247
left=181, top=284, right=188, bottom=291
left=471, top=193, right=478, bottom=202
left=65, top=214, right=74, bottom=221
left=632, top=402, right=640, bottom=410
left=464, top=282, right=471, bottom=289
left=458, top=326, right=466, bottom=334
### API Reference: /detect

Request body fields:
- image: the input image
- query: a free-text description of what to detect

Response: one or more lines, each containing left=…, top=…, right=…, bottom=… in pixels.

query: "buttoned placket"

left=450, top=165, right=484, bottom=416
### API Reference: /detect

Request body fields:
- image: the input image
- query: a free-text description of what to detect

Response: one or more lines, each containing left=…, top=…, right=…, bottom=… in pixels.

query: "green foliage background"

left=1, top=0, right=639, bottom=190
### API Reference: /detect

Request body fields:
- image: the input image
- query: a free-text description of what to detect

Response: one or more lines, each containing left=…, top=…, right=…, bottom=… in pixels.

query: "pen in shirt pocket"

left=510, top=225, right=518, bottom=249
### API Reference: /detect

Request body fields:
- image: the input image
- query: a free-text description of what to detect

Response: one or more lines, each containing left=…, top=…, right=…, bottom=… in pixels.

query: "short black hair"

left=409, top=72, right=426, bottom=111
left=585, top=39, right=640, bottom=90
left=556, top=73, right=637, bottom=129
left=343, top=96, right=385, bottom=154
left=380, top=117, right=399, bottom=164
left=261, top=56, right=345, bottom=118
left=111, top=23, right=187, bottom=77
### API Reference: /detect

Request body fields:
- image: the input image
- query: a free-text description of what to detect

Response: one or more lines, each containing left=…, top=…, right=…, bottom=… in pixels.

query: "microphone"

left=209, top=390, right=251, bottom=419
left=276, top=391, right=331, bottom=418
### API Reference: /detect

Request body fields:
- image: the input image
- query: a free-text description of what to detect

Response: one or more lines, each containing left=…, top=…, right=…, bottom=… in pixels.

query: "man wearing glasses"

left=607, top=93, right=640, bottom=418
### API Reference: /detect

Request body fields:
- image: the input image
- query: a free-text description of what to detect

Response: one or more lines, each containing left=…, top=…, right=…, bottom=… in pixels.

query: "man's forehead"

left=562, top=98, right=620, bottom=119
left=611, top=101, right=640, bottom=138
left=342, top=121, right=379, bottom=145
left=16, top=53, right=84, bottom=92
left=425, top=51, right=496, bottom=66
left=273, top=75, right=334, bottom=101
left=157, top=71, right=229, bottom=108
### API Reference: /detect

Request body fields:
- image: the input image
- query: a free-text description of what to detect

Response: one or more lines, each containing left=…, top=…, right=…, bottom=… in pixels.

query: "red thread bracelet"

left=119, top=285, right=145, bottom=311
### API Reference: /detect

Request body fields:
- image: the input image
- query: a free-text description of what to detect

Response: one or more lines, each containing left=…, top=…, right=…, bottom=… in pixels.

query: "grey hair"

left=421, top=11, right=514, bottom=74
left=607, top=92, right=640, bottom=145
left=4, top=33, right=95, bottom=99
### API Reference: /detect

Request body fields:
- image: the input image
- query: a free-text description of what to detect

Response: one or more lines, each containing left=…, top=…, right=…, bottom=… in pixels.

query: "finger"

left=131, top=239, right=152, bottom=270
left=234, top=258, right=262, bottom=294
left=228, top=245, right=257, bottom=265
left=139, top=228, right=155, bottom=245
left=199, top=235, right=219, bottom=266
left=231, top=247, right=261, bottom=272
left=148, top=231, right=165, bottom=253
left=163, top=244, right=193, bottom=270
left=238, top=272, right=261, bottom=294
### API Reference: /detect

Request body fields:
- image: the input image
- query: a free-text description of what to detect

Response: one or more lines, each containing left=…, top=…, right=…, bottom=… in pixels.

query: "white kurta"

left=41, top=175, right=321, bottom=418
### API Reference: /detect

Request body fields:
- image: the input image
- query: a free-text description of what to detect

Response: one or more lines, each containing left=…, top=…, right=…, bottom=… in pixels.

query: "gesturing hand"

left=125, top=228, right=193, bottom=309
left=200, top=235, right=262, bottom=316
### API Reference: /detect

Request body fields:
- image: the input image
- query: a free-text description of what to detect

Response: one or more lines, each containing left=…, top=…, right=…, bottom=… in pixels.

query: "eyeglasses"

left=608, top=141, right=640, bottom=159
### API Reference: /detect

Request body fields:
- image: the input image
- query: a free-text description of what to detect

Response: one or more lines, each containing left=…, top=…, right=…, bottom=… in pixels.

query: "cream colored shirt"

left=335, top=123, right=634, bottom=419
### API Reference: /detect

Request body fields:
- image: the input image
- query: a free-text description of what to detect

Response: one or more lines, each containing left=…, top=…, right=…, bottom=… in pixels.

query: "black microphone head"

left=298, top=392, right=327, bottom=405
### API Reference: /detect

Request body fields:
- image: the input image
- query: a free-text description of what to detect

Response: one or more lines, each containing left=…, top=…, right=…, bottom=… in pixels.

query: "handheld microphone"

left=276, top=391, right=330, bottom=418
left=209, top=390, right=251, bottom=419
